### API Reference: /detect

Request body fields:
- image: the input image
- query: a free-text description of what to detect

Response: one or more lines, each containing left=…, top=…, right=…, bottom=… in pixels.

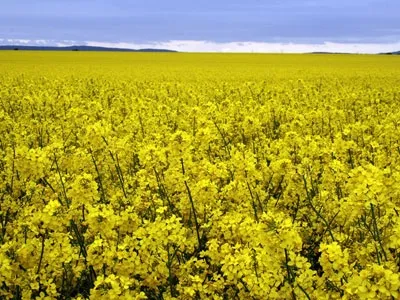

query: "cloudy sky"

left=1, top=0, right=400, bottom=53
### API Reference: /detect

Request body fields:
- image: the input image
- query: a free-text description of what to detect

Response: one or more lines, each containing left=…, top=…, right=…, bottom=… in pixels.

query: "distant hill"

left=0, top=45, right=177, bottom=52
left=381, top=51, right=400, bottom=55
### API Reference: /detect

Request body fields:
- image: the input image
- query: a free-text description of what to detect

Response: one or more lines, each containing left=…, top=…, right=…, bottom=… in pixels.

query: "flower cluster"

left=0, top=52, right=400, bottom=299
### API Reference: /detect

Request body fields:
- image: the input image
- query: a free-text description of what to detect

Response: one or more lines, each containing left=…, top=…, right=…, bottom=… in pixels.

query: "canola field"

left=1, top=52, right=400, bottom=299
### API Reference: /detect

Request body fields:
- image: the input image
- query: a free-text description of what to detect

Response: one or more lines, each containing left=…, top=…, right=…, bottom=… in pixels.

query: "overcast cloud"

left=1, top=0, right=399, bottom=53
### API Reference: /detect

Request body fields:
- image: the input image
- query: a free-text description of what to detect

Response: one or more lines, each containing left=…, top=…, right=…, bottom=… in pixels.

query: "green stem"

left=181, top=158, right=202, bottom=249
left=37, top=233, right=45, bottom=274
left=54, top=153, right=69, bottom=208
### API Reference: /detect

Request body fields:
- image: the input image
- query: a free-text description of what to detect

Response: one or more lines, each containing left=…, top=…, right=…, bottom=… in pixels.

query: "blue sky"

left=1, top=0, right=400, bottom=52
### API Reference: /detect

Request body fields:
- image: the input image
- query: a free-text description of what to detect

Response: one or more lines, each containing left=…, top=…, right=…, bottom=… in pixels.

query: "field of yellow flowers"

left=1, top=51, right=400, bottom=299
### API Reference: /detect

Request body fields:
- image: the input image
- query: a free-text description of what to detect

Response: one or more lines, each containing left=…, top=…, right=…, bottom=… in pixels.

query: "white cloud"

left=0, top=39, right=79, bottom=47
left=85, top=40, right=400, bottom=54
left=1, top=38, right=400, bottom=53
left=7, top=39, right=31, bottom=44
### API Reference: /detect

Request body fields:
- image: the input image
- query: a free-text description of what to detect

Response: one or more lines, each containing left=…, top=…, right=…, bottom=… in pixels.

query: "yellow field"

left=1, top=51, right=400, bottom=299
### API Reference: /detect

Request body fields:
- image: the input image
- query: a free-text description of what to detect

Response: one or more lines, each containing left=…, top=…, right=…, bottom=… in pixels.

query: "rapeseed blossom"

left=0, top=52, right=400, bottom=298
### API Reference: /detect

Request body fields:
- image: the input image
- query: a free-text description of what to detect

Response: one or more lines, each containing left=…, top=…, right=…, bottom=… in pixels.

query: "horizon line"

left=1, top=38, right=400, bottom=54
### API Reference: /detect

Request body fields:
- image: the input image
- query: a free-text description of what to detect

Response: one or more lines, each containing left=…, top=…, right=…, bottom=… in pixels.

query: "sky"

left=1, top=0, right=400, bottom=53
